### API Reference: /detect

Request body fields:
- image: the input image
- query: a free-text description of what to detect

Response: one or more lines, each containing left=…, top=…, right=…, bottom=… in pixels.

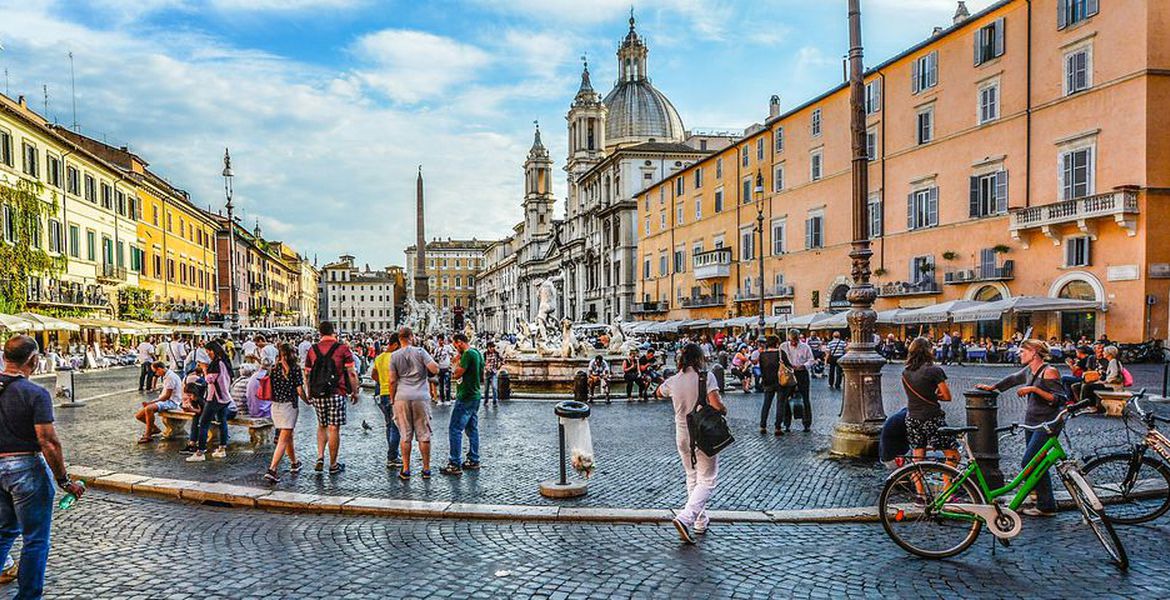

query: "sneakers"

left=186, top=451, right=206, bottom=462
left=440, top=463, right=463, bottom=476
left=1022, top=507, right=1056, bottom=517
left=461, top=460, right=481, bottom=471
left=693, top=523, right=708, bottom=536
left=263, top=469, right=279, bottom=483
left=211, top=447, right=227, bottom=459
left=672, top=518, right=696, bottom=545
left=398, top=470, right=411, bottom=480
left=421, top=469, right=432, bottom=479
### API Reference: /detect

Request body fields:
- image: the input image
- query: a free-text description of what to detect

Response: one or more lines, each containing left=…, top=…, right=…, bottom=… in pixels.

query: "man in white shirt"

left=779, top=330, right=816, bottom=433
left=297, top=336, right=313, bottom=367
left=164, top=335, right=188, bottom=373
left=256, top=335, right=278, bottom=366
left=434, top=336, right=457, bottom=404
left=241, top=336, right=258, bottom=364
left=137, top=337, right=157, bottom=391
left=135, top=362, right=183, bottom=443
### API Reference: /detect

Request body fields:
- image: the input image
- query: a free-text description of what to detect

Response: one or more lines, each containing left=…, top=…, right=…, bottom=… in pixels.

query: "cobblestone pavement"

left=46, top=364, right=1169, bottom=511
left=12, top=491, right=1168, bottom=599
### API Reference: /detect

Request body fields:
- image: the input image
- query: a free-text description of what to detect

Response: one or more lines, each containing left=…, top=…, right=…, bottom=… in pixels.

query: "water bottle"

left=57, top=481, right=85, bottom=510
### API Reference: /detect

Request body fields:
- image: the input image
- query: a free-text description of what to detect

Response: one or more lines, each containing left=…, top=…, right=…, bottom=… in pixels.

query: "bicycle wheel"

left=1061, top=468, right=1129, bottom=571
left=1083, top=452, right=1170, bottom=524
left=879, top=461, right=984, bottom=559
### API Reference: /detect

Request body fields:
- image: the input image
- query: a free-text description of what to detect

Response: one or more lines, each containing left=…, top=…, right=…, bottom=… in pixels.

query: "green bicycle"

left=878, top=398, right=1128, bottom=571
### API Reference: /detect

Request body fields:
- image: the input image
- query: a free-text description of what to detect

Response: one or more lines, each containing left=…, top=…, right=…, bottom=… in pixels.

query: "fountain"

left=397, top=297, right=445, bottom=338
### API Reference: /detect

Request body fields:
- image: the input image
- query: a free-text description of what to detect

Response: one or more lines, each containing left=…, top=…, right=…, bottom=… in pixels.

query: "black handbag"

left=686, top=370, right=735, bottom=466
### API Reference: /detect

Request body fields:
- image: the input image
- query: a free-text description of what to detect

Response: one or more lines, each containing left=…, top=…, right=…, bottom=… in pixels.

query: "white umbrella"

left=17, top=313, right=80, bottom=332
left=951, top=296, right=1101, bottom=323
left=893, top=300, right=985, bottom=325
left=783, top=311, right=837, bottom=329
left=0, top=313, right=38, bottom=332
left=809, top=311, right=849, bottom=330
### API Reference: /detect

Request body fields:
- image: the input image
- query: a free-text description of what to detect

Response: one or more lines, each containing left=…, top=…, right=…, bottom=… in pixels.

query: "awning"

left=951, top=296, right=1101, bottom=323
left=174, top=326, right=229, bottom=336
left=721, top=316, right=757, bottom=328
left=783, top=311, right=837, bottom=329
left=893, top=300, right=986, bottom=324
left=16, top=313, right=81, bottom=332
left=809, top=311, right=849, bottom=330
left=62, top=317, right=135, bottom=335
left=680, top=319, right=713, bottom=330
left=0, top=314, right=38, bottom=332
left=876, top=308, right=910, bottom=324
left=124, top=321, right=175, bottom=335
left=764, top=314, right=789, bottom=327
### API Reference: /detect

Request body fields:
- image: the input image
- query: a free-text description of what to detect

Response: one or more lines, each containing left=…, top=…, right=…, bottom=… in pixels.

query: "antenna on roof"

left=42, top=84, right=48, bottom=117
left=3, top=69, right=8, bottom=97
left=68, top=51, right=78, bottom=132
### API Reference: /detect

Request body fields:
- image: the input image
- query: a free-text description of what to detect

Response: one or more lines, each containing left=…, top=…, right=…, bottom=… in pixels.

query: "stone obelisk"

left=414, top=166, right=430, bottom=302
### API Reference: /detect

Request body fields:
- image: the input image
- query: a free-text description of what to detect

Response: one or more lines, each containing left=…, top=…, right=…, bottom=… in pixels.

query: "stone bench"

left=159, top=410, right=274, bottom=447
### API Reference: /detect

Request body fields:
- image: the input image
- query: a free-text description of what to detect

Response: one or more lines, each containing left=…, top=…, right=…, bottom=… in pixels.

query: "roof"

left=603, top=79, right=686, bottom=145
left=622, top=141, right=705, bottom=154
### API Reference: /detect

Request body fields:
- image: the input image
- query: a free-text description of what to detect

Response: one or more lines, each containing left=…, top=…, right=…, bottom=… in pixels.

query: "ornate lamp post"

left=223, top=148, right=239, bottom=331
left=754, top=171, right=766, bottom=335
left=831, top=0, right=887, bottom=457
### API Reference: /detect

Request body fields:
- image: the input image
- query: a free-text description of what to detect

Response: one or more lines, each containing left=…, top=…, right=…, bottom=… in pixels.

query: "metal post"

left=964, top=388, right=1004, bottom=488
left=558, top=421, right=568, bottom=486
left=831, top=0, right=887, bottom=457
left=756, top=170, right=765, bottom=336
left=223, top=149, right=238, bottom=331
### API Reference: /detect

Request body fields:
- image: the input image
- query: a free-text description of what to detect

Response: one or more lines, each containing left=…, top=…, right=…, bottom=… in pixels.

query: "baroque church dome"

left=602, top=15, right=685, bottom=147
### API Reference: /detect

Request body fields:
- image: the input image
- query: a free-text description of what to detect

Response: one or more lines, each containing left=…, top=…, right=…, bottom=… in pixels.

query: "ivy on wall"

left=0, top=179, right=66, bottom=314
left=117, top=286, right=154, bottom=321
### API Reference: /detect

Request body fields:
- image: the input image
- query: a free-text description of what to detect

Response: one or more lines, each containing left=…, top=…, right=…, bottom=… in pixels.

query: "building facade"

left=318, top=255, right=397, bottom=333
left=404, top=238, right=489, bottom=318
left=636, top=0, right=1170, bottom=343
left=0, top=94, right=140, bottom=317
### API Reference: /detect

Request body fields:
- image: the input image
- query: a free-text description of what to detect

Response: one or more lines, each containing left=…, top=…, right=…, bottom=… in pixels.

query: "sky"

left=0, top=0, right=997, bottom=268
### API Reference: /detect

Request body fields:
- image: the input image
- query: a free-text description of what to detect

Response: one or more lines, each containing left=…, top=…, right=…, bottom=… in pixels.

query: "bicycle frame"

left=929, top=434, right=1067, bottom=521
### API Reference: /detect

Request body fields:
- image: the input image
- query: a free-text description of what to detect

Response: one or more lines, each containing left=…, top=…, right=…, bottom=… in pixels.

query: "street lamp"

left=754, top=170, right=766, bottom=336
left=223, top=148, right=239, bottom=331
left=831, top=0, right=887, bottom=457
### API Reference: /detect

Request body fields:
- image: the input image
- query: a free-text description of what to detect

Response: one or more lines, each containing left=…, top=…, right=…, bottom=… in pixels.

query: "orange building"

left=636, top=0, right=1170, bottom=343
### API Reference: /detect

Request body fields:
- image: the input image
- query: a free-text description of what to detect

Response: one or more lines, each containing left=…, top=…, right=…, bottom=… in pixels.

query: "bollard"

left=497, top=370, right=511, bottom=402
left=573, top=370, right=590, bottom=403
left=963, top=388, right=1003, bottom=488
left=54, top=366, right=85, bottom=408
left=539, top=400, right=590, bottom=498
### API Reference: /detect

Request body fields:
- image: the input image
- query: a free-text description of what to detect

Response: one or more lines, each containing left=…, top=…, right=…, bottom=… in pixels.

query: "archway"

left=1049, top=271, right=1104, bottom=341
left=971, top=285, right=1004, bottom=340
left=829, top=284, right=850, bottom=310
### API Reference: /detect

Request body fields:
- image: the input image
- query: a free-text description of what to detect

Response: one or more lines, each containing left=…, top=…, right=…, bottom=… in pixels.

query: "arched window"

left=1058, top=280, right=1097, bottom=301
left=973, top=285, right=1003, bottom=302
left=830, top=284, right=850, bottom=308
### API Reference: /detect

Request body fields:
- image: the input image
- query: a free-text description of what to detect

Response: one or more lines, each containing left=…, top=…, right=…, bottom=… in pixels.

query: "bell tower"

left=523, top=122, right=554, bottom=241
left=564, top=56, right=606, bottom=219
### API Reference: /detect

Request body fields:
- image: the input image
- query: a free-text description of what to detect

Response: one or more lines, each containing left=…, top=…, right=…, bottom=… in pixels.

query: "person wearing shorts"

left=388, top=326, right=439, bottom=480
left=134, top=362, right=182, bottom=443
left=304, top=322, right=360, bottom=475
left=901, top=337, right=959, bottom=465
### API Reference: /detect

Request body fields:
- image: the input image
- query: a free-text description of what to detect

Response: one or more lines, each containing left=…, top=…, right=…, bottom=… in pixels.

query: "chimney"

left=768, top=95, right=781, bottom=119
left=953, top=1, right=971, bottom=25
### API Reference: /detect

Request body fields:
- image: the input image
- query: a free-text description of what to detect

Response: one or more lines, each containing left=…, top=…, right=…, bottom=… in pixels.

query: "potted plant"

left=993, top=244, right=1011, bottom=254
left=942, top=251, right=958, bottom=261
left=874, top=267, right=887, bottom=277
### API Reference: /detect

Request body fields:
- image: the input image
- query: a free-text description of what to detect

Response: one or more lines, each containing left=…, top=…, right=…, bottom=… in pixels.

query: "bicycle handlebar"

left=1019, top=398, right=1097, bottom=434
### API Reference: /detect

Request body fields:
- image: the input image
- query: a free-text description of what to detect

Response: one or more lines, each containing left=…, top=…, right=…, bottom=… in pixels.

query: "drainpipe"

left=878, top=71, right=887, bottom=272
left=1025, top=0, right=1033, bottom=208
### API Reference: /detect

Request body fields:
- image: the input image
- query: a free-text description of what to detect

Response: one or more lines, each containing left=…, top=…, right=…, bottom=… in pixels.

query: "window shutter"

left=911, top=59, right=920, bottom=94
left=874, top=79, right=881, bottom=107
left=928, top=187, right=939, bottom=226
left=969, top=176, right=981, bottom=218
left=974, top=29, right=984, bottom=66
left=1060, top=152, right=1071, bottom=200
left=981, top=248, right=995, bottom=273
left=907, top=192, right=916, bottom=229
left=805, top=219, right=813, bottom=249
left=1086, top=0, right=1099, bottom=18
left=1085, top=238, right=1092, bottom=265
left=928, top=52, right=938, bottom=87
left=995, top=170, right=1009, bottom=213
left=1058, top=0, right=1068, bottom=29
left=994, top=18, right=1005, bottom=57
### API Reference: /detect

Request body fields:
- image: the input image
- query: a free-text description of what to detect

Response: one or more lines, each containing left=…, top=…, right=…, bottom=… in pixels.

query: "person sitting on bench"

left=135, top=361, right=182, bottom=444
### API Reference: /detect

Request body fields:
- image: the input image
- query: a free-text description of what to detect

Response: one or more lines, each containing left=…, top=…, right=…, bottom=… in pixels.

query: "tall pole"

left=831, top=0, right=886, bottom=457
left=755, top=171, right=765, bottom=335
left=223, top=148, right=239, bottom=331
left=414, top=166, right=429, bottom=302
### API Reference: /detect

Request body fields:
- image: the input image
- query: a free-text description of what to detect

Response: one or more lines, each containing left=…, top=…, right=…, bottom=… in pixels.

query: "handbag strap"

left=901, top=372, right=939, bottom=407
left=697, top=369, right=708, bottom=407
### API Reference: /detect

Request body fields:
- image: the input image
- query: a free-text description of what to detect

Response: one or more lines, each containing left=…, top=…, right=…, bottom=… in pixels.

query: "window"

left=810, top=149, right=823, bottom=181
left=675, top=177, right=684, bottom=197
left=694, top=198, right=702, bottom=220
left=658, top=254, right=668, bottom=276
left=676, top=203, right=684, bottom=225
left=643, top=258, right=651, bottom=279
left=66, top=166, right=79, bottom=195
left=715, top=157, right=723, bottom=179
left=911, top=51, right=938, bottom=94
left=911, top=255, right=936, bottom=283
left=659, top=212, right=666, bottom=230
left=740, top=227, right=755, bottom=261
left=86, top=230, right=96, bottom=261
left=713, top=235, right=725, bottom=249
left=69, top=225, right=79, bottom=258
left=907, top=187, right=940, bottom=230
left=714, top=189, right=724, bottom=213
left=47, top=155, right=60, bottom=188
left=742, top=177, right=752, bottom=204
left=48, top=219, right=62, bottom=253
left=978, top=81, right=999, bottom=124
left=101, top=183, right=113, bottom=209
left=84, top=174, right=96, bottom=202
left=1064, top=45, right=1092, bottom=95
left=865, top=80, right=881, bottom=114
left=694, top=167, right=703, bottom=188
left=756, top=138, right=765, bottom=161
left=774, top=127, right=784, bottom=153
left=774, top=164, right=785, bottom=192
left=771, top=219, right=786, bottom=255
left=21, top=142, right=38, bottom=177
left=116, top=190, right=127, bottom=216
left=692, top=241, right=703, bottom=258
left=805, top=212, right=824, bottom=249
left=1, top=206, right=14, bottom=243
left=810, top=109, right=822, bottom=137
left=673, top=247, right=686, bottom=273
left=917, top=108, right=934, bottom=144
left=969, top=171, right=1009, bottom=217
left=0, top=129, right=11, bottom=167
left=974, top=18, right=1006, bottom=65
left=644, top=216, right=650, bottom=236
left=1065, top=236, right=1091, bottom=267
left=867, top=194, right=883, bottom=238
left=866, top=129, right=877, bottom=161
left=741, top=146, right=749, bottom=167
left=1058, top=0, right=1099, bottom=30
left=1060, top=146, right=1094, bottom=200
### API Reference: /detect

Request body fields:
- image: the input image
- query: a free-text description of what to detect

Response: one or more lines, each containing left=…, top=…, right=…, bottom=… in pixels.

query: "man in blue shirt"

left=0, top=335, right=85, bottom=599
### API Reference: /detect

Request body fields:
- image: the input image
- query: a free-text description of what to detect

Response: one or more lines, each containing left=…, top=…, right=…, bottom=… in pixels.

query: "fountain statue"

left=398, top=297, right=444, bottom=338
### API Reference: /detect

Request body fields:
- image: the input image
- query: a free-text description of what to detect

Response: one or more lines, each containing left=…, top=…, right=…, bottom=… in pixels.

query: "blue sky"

left=0, top=0, right=996, bottom=267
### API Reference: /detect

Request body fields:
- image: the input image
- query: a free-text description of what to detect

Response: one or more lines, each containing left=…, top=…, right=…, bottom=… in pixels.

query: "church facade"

left=476, top=15, right=732, bottom=334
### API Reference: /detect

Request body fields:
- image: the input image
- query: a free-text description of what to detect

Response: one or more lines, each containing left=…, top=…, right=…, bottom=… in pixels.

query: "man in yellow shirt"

left=370, top=333, right=403, bottom=469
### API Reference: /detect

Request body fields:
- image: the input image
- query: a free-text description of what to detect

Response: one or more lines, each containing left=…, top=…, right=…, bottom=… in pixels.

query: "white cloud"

left=351, top=30, right=491, bottom=104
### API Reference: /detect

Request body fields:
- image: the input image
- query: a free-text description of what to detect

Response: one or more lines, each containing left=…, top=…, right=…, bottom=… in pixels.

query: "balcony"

left=26, top=279, right=111, bottom=309
left=1009, top=190, right=1139, bottom=246
left=631, top=300, right=670, bottom=314
left=877, top=279, right=942, bottom=297
left=679, top=294, right=726, bottom=308
left=98, top=264, right=127, bottom=283
left=734, top=284, right=795, bottom=302
left=944, top=260, right=1015, bottom=285
left=693, top=248, right=732, bottom=280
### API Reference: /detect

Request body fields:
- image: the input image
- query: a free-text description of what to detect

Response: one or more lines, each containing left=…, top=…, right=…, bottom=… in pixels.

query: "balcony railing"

left=679, top=294, right=727, bottom=308
left=1009, top=190, right=1139, bottom=244
left=98, top=264, right=127, bottom=283
left=734, top=284, right=795, bottom=302
left=877, top=279, right=942, bottom=297
left=26, top=278, right=111, bottom=309
left=693, top=248, right=733, bottom=280
left=631, top=300, right=670, bottom=314
left=944, top=260, right=1015, bottom=285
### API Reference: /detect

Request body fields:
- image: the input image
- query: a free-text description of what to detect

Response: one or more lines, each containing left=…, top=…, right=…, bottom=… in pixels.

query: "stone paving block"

left=557, top=507, right=673, bottom=522
left=93, top=472, right=152, bottom=492
left=341, top=497, right=452, bottom=517
left=307, top=494, right=355, bottom=513
left=443, top=503, right=560, bottom=520
left=67, top=465, right=115, bottom=482
left=132, top=477, right=197, bottom=499
left=180, top=482, right=270, bottom=507
left=256, top=491, right=327, bottom=511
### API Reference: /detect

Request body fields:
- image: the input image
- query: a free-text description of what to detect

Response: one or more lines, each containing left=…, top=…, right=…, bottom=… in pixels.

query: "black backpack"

left=686, top=369, right=735, bottom=466
left=308, top=342, right=342, bottom=399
